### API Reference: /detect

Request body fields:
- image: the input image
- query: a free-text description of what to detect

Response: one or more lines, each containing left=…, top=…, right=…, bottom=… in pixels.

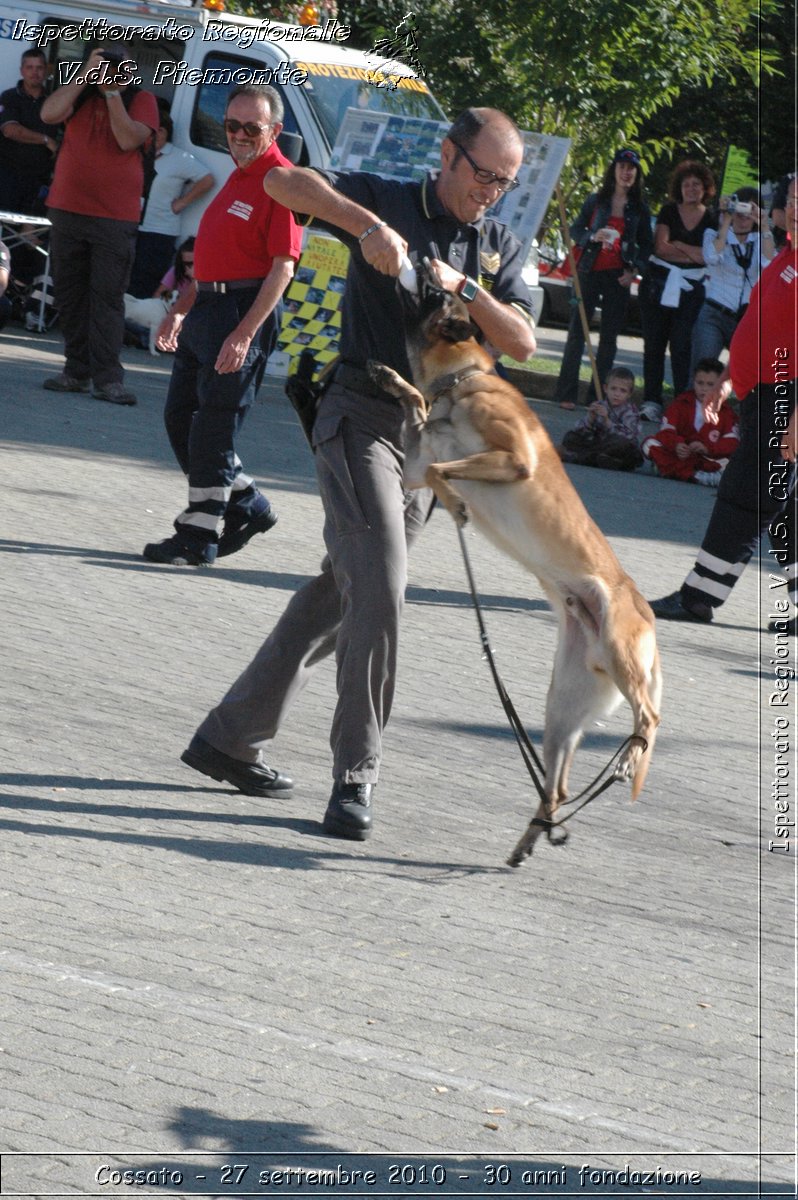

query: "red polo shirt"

left=47, top=90, right=159, bottom=222
left=194, top=141, right=301, bottom=282
left=730, top=240, right=798, bottom=401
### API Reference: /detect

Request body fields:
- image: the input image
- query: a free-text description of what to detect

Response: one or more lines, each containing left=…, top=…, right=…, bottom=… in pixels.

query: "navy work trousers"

left=163, top=287, right=279, bottom=551
left=682, top=382, right=797, bottom=612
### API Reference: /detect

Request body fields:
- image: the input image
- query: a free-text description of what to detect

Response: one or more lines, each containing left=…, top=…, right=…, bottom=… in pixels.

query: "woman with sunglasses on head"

left=554, top=148, right=653, bottom=411
left=154, top=237, right=196, bottom=303
left=638, top=158, right=716, bottom=422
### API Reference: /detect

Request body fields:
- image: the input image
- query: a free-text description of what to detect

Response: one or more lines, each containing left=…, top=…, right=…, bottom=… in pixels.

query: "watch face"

left=460, top=277, right=479, bottom=303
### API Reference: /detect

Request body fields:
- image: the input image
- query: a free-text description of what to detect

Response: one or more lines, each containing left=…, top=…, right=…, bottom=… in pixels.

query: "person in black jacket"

left=554, top=148, right=652, bottom=410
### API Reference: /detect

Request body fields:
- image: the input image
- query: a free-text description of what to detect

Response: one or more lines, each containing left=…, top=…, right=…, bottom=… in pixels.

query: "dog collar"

left=428, top=364, right=494, bottom=405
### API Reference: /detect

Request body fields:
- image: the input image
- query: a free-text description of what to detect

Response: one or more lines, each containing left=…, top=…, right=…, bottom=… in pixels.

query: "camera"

left=727, top=195, right=753, bottom=217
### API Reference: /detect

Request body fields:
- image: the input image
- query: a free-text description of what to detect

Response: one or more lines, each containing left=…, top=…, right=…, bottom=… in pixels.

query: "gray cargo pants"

left=196, top=379, right=434, bottom=784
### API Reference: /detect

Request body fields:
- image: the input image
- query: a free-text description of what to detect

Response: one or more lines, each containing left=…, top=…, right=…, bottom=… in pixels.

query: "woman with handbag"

left=638, top=159, right=716, bottom=422
left=554, top=148, right=652, bottom=410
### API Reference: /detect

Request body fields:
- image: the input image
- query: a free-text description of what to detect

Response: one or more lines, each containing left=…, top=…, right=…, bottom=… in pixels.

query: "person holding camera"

left=40, top=46, right=159, bottom=405
left=651, top=174, right=797, bottom=626
left=689, top=187, right=774, bottom=373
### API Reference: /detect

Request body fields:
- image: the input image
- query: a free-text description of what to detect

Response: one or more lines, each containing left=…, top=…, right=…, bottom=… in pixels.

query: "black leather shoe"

left=217, top=504, right=278, bottom=559
left=143, top=536, right=215, bottom=567
left=322, top=780, right=373, bottom=840
left=181, top=734, right=293, bottom=797
left=650, top=590, right=713, bottom=624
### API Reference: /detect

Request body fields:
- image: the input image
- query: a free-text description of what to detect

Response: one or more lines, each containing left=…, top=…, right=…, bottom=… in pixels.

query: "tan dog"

left=369, top=277, right=662, bottom=866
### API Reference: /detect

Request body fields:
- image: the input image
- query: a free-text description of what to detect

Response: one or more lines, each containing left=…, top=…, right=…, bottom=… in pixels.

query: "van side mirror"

left=277, top=131, right=304, bottom=165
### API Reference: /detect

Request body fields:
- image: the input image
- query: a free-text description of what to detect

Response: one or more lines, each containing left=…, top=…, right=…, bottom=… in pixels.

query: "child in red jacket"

left=642, top=357, right=739, bottom=485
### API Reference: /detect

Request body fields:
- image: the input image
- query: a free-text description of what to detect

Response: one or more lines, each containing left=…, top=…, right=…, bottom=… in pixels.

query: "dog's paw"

left=367, top=360, right=389, bottom=386
left=507, top=826, right=536, bottom=867
left=614, top=743, right=643, bottom=786
left=450, top=500, right=470, bottom=528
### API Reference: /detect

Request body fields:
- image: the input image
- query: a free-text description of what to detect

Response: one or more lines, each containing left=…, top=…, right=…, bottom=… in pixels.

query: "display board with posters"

left=487, top=130, right=571, bottom=261
left=329, top=108, right=444, bottom=182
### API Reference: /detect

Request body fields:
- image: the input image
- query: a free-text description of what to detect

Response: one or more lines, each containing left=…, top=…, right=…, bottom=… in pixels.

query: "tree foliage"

left=339, top=0, right=782, bottom=227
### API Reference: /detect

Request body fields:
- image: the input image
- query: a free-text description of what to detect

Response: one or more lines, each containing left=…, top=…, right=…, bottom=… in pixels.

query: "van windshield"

left=297, top=70, right=446, bottom=150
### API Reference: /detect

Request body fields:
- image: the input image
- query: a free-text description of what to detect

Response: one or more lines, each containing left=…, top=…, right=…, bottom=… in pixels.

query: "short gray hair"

left=226, top=84, right=284, bottom=125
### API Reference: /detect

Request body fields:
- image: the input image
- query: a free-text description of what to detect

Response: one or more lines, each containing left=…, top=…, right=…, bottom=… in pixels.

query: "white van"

left=0, top=0, right=447, bottom=237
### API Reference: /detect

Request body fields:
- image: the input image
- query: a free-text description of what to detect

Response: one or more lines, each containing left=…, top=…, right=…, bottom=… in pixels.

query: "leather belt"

left=706, top=297, right=746, bottom=320
left=197, top=278, right=264, bottom=293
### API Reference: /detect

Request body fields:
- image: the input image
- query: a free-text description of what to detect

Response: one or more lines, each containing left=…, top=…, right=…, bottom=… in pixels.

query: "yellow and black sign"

left=278, top=235, right=351, bottom=377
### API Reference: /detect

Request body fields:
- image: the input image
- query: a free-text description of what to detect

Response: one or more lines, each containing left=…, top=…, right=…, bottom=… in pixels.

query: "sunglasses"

left=451, top=141, right=519, bottom=194
left=223, top=118, right=271, bottom=138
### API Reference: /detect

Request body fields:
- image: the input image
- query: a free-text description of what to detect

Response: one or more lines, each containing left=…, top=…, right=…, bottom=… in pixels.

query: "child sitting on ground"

left=642, top=357, right=739, bottom=486
left=558, top=366, right=643, bottom=471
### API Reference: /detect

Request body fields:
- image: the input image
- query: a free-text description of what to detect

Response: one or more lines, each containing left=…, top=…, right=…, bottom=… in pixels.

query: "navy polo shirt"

left=0, top=81, right=59, bottom=179
left=309, top=170, right=533, bottom=377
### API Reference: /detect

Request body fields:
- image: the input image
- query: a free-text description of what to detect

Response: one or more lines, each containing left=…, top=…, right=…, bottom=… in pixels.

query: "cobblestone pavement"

left=0, top=327, right=794, bottom=1197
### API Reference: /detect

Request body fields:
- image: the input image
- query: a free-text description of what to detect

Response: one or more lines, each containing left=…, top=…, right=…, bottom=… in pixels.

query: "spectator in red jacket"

left=642, top=357, right=739, bottom=486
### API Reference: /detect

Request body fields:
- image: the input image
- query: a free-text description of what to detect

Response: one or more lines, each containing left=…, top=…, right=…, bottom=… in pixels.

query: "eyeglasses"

left=223, top=118, right=270, bottom=138
left=451, top=141, right=519, bottom=194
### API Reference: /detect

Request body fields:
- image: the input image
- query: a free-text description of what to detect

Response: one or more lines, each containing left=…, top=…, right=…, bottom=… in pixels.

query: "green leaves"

left=311, top=0, right=787, bottom=228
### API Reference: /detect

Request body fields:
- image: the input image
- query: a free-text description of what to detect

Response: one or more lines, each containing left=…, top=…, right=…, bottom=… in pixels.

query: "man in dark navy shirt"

left=0, top=48, right=59, bottom=214
left=182, top=107, right=537, bottom=843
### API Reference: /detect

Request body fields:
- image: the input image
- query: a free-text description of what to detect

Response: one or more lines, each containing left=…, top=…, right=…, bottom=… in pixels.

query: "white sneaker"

left=640, top=402, right=663, bottom=422
left=695, top=470, right=721, bottom=487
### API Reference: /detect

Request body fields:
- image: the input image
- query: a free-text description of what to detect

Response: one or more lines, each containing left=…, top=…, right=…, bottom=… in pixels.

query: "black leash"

left=456, top=524, right=548, bottom=805
left=456, top=524, right=647, bottom=832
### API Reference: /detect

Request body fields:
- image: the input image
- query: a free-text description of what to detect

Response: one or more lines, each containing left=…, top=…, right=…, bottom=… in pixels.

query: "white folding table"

left=0, top=210, right=53, bottom=330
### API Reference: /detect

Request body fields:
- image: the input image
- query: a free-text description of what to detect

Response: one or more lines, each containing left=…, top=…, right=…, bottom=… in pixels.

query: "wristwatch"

left=457, top=274, right=479, bottom=303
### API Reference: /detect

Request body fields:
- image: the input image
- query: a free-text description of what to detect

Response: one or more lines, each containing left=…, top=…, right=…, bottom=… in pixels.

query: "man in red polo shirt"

left=41, top=46, right=159, bottom=405
left=144, top=84, right=301, bottom=567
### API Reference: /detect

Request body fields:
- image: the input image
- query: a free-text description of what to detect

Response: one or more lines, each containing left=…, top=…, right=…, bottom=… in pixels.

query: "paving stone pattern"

left=0, top=330, right=794, bottom=1197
